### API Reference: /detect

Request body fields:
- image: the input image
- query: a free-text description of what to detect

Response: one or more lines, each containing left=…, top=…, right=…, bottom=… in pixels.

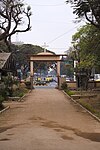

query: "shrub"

left=0, top=95, right=4, bottom=103
left=25, top=81, right=31, bottom=89
left=0, top=95, right=5, bottom=109
left=2, top=76, right=20, bottom=97
left=61, top=82, right=68, bottom=90
left=25, top=81, right=31, bottom=86
left=18, top=93, right=24, bottom=97
left=12, top=87, right=28, bottom=97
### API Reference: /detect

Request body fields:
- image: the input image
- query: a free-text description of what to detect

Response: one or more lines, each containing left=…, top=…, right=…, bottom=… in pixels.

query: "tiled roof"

left=0, top=53, right=11, bottom=69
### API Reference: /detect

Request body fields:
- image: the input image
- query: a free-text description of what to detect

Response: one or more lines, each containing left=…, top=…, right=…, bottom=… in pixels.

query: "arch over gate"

left=29, top=52, right=67, bottom=89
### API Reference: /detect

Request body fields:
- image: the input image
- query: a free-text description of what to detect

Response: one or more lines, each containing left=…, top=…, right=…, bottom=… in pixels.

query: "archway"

left=29, top=52, right=66, bottom=89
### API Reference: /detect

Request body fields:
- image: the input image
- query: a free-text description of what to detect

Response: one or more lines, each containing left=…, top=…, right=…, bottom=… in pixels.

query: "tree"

left=60, top=56, right=74, bottom=79
left=14, top=44, right=54, bottom=77
left=0, top=0, right=32, bottom=50
left=72, top=24, right=100, bottom=70
left=0, top=40, right=8, bottom=52
left=71, top=24, right=100, bottom=89
left=66, top=0, right=100, bottom=29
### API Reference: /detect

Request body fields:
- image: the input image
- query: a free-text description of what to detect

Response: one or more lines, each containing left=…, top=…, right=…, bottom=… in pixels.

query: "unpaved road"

left=0, top=88, right=100, bottom=150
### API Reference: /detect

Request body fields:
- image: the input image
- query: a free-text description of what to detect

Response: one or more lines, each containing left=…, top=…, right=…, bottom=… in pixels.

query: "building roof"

left=37, top=52, right=54, bottom=55
left=0, top=53, right=11, bottom=69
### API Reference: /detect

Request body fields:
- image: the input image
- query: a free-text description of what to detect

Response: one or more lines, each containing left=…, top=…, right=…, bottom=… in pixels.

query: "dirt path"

left=0, top=88, right=100, bottom=150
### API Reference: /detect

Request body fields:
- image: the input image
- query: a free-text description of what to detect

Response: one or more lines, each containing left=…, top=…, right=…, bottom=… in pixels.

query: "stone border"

left=0, top=90, right=32, bottom=113
left=0, top=106, right=10, bottom=114
left=7, top=90, right=32, bottom=102
left=63, top=90, right=100, bottom=122
left=17, top=90, right=31, bottom=102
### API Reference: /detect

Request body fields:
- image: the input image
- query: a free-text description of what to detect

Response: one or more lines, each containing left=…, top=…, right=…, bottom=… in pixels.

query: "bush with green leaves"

left=0, top=95, right=4, bottom=103
left=61, top=82, right=68, bottom=90
left=61, top=82, right=75, bottom=96
left=12, top=86, right=28, bottom=97
left=25, top=81, right=31, bottom=89
left=2, top=76, right=20, bottom=96
left=0, top=95, right=5, bottom=109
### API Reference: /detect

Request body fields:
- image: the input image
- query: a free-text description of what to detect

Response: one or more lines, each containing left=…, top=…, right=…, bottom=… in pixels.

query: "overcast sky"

left=12, top=0, right=84, bottom=54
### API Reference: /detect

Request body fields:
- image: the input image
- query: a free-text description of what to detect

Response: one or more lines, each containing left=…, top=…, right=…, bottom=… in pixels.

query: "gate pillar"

left=30, top=61, right=34, bottom=90
left=57, top=61, right=61, bottom=89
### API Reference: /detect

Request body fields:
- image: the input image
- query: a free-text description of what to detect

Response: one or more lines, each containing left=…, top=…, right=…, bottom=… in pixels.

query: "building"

left=0, top=53, right=16, bottom=77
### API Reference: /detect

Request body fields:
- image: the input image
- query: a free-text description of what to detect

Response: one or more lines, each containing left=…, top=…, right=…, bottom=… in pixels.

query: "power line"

left=47, top=23, right=82, bottom=44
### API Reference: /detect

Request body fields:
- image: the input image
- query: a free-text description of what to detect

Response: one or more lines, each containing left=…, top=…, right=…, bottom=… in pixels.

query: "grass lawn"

left=66, top=90, right=100, bottom=119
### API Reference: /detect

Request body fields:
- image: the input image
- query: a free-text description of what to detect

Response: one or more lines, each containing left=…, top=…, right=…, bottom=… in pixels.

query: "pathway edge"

left=62, top=90, right=100, bottom=122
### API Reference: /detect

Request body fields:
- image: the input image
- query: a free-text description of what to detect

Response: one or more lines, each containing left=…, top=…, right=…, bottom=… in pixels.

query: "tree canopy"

left=66, top=0, right=100, bottom=29
left=11, top=44, right=55, bottom=75
left=71, top=24, right=100, bottom=72
left=0, top=0, right=32, bottom=50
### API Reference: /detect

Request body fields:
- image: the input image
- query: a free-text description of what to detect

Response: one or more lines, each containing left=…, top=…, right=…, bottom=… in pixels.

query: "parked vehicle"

left=94, top=74, right=100, bottom=81
left=66, top=78, right=70, bottom=81
left=35, top=81, right=47, bottom=86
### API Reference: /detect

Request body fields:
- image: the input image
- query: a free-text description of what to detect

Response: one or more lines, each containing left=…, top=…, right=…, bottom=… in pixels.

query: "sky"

left=12, top=0, right=85, bottom=54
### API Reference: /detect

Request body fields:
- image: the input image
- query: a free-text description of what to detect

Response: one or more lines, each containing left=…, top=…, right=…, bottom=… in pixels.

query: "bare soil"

left=0, top=88, right=100, bottom=150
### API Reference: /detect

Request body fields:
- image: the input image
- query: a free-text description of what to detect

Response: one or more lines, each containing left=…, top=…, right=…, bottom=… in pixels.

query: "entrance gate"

left=29, top=52, right=66, bottom=89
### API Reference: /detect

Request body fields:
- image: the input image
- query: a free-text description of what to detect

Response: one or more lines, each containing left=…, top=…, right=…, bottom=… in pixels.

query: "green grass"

left=79, top=99, right=100, bottom=118
left=12, top=88, right=28, bottom=97
left=79, top=100, right=96, bottom=113
left=64, top=89, right=100, bottom=119
left=65, top=90, right=75, bottom=96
